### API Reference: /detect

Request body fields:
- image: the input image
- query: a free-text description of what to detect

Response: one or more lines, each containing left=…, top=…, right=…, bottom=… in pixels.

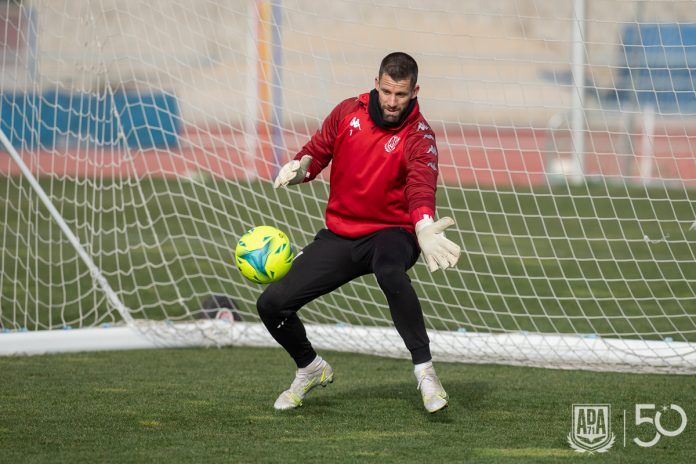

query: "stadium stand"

left=614, top=23, right=696, bottom=113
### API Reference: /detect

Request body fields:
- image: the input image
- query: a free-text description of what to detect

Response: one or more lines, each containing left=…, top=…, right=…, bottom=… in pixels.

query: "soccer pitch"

left=1, top=346, right=695, bottom=463
left=3, top=177, right=696, bottom=461
left=3, top=0, right=696, bottom=461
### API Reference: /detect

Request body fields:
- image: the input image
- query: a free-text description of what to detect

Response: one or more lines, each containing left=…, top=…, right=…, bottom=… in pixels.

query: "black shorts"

left=275, top=227, right=419, bottom=307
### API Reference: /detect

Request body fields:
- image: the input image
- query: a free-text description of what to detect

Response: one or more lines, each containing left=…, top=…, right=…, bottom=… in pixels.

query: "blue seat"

left=1, top=90, right=181, bottom=150
left=617, top=23, right=696, bottom=113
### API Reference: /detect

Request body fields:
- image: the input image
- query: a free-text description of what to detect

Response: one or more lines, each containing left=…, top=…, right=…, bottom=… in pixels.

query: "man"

left=257, top=52, right=460, bottom=413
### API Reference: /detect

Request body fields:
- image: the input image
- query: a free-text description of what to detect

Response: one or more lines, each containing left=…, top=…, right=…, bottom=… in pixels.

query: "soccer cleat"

left=415, top=365, right=449, bottom=413
left=273, top=358, right=334, bottom=410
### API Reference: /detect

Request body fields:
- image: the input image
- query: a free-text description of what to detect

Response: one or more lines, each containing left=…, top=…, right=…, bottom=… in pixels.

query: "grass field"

left=2, top=175, right=696, bottom=461
left=1, top=346, right=695, bottom=463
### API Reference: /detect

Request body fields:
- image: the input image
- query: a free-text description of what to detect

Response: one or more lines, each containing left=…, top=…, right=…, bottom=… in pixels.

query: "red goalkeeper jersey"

left=294, top=92, right=439, bottom=238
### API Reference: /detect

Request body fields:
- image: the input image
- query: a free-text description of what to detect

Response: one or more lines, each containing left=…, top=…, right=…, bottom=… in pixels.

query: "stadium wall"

left=11, top=0, right=696, bottom=128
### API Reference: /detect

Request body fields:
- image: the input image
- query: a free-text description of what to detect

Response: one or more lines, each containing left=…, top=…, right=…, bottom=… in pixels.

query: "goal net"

left=2, top=0, right=696, bottom=373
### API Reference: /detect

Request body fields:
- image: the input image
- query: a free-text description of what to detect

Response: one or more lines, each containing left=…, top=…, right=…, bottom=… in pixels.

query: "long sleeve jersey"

left=294, top=92, right=439, bottom=238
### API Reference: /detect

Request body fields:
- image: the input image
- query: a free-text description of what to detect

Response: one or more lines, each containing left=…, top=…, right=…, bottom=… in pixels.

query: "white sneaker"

left=415, top=365, right=448, bottom=413
left=274, top=358, right=334, bottom=410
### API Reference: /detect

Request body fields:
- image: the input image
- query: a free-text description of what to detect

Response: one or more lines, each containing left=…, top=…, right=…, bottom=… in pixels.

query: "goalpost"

left=1, top=0, right=696, bottom=374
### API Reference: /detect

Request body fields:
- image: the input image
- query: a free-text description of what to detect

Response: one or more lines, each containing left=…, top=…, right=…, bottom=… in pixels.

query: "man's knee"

left=257, top=285, right=286, bottom=322
left=374, top=263, right=409, bottom=295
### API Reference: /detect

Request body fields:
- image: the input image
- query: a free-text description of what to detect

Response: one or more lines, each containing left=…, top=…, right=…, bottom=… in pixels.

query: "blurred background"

left=1, top=0, right=696, bottom=185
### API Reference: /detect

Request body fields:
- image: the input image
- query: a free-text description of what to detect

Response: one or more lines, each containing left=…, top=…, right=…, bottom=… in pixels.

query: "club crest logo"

left=567, top=404, right=615, bottom=453
left=384, top=135, right=401, bottom=153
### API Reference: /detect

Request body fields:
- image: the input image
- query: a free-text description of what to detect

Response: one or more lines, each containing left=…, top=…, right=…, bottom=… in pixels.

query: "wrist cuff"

left=411, top=206, right=434, bottom=226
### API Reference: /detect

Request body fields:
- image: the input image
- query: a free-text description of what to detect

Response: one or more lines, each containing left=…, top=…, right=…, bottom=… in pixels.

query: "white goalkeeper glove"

left=415, top=216, right=461, bottom=272
left=273, top=155, right=313, bottom=188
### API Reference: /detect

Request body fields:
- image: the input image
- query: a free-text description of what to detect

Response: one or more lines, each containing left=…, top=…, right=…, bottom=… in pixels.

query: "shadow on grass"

left=286, top=379, right=493, bottom=423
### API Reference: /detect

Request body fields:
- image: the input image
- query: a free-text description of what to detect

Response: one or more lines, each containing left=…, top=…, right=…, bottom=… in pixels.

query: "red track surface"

left=2, top=127, right=696, bottom=187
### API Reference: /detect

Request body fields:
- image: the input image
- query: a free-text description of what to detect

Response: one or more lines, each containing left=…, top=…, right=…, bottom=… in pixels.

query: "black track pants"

left=256, top=227, right=431, bottom=368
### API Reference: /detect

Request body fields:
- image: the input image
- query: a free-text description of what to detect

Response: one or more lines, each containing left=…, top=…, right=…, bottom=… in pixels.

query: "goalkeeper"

left=257, top=52, right=460, bottom=413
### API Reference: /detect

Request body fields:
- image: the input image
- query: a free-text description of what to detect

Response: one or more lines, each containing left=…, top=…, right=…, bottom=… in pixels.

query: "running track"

left=2, top=127, right=696, bottom=187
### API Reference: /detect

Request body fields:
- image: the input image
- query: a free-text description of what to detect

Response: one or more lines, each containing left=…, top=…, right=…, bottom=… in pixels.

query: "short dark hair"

left=378, top=52, right=418, bottom=88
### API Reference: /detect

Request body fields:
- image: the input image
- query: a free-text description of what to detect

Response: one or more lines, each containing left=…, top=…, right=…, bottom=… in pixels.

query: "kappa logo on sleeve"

left=427, top=145, right=438, bottom=156
left=417, top=121, right=430, bottom=131
left=349, top=117, right=361, bottom=136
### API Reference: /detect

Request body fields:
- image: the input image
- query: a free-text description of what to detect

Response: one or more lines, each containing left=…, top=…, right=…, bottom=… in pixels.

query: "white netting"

left=1, top=0, right=696, bottom=373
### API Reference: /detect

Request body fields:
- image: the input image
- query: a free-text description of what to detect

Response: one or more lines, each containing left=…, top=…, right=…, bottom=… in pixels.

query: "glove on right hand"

left=273, top=155, right=313, bottom=188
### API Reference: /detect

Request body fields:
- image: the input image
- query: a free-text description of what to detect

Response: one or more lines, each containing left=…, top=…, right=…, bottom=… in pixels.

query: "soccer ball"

left=235, top=225, right=294, bottom=284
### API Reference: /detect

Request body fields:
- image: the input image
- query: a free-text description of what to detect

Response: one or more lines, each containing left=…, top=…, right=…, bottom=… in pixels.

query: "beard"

left=381, top=105, right=403, bottom=123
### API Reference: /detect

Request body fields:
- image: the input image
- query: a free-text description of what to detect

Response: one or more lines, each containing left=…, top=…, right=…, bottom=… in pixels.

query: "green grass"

left=1, top=346, right=695, bottom=463
left=2, top=176, right=696, bottom=461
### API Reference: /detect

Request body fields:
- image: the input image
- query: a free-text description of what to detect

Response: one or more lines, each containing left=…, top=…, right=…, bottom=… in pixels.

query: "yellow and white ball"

left=235, top=226, right=294, bottom=284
